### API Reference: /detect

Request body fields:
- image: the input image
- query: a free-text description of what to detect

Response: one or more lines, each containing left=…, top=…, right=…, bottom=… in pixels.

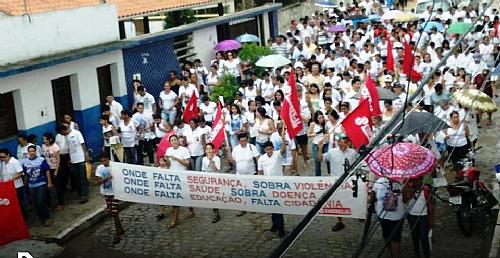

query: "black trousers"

left=407, top=214, right=431, bottom=258
left=137, top=140, right=154, bottom=165
left=272, top=213, right=284, bottom=230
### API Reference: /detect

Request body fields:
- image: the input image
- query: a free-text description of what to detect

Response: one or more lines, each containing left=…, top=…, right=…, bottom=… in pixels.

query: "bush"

left=238, top=43, right=272, bottom=76
left=210, top=72, right=239, bottom=104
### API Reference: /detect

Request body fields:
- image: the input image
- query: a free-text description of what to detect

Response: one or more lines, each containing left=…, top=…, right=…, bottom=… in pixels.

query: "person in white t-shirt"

left=201, top=143, right=222, bottom=223
left=257, top=140, right=287, bottom=237
left=134, top=85, right=156, bottom=115
left=270, top=122, right=297, bottom=176
left=62, top=123, right=89, bottom=203
left=105, top=96, right=123, bottom=124
left=226, top=133, right=260, bottom=217
left=158, top=82, right=178, bottom=125
left=119, top=110, right=140, bottom=164
left=0, top=148, right=26, bottom=216
left=164, top=134, right=194, bottom=227
left=199, top=96, right=217, bottom=126
left=187, top=118, right=206, bottom=172
left=95, top=153, right=124, bottom=244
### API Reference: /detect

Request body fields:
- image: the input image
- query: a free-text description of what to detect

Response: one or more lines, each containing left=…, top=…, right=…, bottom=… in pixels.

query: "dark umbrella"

left=345, top=14, right=368, bottom=20
left=395, top=112, right=450, bottom=135
left=351, top=87, right=398, bottom=100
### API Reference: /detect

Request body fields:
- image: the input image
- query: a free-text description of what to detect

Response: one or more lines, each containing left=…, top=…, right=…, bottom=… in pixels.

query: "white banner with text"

left=110, top=162, right=367, bottom=219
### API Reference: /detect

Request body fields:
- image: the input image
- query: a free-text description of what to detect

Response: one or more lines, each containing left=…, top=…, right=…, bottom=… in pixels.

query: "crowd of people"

left=1, top=0, right=499, bottom=254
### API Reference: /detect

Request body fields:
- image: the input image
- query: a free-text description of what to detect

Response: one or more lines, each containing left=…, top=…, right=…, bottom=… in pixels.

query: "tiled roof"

left=0, top=0, right=217, bottom=18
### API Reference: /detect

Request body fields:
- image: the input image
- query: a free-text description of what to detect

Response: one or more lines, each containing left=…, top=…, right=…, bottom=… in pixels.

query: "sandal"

left=156, top=213, right=166, bottom=221
left=212, top=215, right=220, bottom=223
left=187, top=211, right=195, bottom=219
left=169, top=222, right=179, bottom=229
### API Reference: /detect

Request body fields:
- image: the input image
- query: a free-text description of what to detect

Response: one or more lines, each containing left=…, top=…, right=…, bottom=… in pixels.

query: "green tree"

left=210, top=72, right=239, bottom=103
left=164, top=9, right=197, bottom=29
left=237, top=43, right=272, bottom=76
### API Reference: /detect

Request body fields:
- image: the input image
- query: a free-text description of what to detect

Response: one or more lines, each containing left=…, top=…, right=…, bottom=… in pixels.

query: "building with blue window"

left=0, top=0, right=281, bottom=155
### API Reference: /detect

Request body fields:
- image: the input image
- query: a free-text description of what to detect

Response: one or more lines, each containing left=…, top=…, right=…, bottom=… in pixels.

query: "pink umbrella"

left=328, top=24, right=346, bottom=33
left=214, top=39, right=241, bottom=51
left=366, top=142, right=436, bottom=180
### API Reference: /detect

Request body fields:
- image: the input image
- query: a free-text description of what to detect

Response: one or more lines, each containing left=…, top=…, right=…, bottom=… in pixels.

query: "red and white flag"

left=403, top=41, right=422, bottom=82
left=210, top=102, right=225, bottom=152
left=341, top=98, right=373, bottom=149
left=386, top=37, right=395, bottom=72
left=360, top=75, right=382, bottom=116
left=182, top=94, right=198, bottom=123
left=280, top=70, right=303, bottom=139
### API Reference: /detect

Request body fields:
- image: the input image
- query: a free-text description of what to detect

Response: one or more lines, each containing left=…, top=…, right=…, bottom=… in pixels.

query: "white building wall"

left=192, top=26, right=218, bottom=67
left=263, top=12, right=271, bottom=43
left=0, top=4, right=119, bottom=66
left=0, top=50, right=126, bottom=130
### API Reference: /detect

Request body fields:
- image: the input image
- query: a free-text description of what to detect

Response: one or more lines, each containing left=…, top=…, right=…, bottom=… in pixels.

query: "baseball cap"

left=383, top=75, right=393, bottom=82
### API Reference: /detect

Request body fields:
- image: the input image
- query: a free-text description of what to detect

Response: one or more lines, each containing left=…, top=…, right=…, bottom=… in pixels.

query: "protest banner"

left=0, top=181, right=30, bottom=246
left=111, top=162, right=367, bottom=219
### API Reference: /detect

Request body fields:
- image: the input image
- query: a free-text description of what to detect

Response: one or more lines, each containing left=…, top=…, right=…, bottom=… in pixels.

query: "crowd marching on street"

left=1, top=0, right=500, bottom=256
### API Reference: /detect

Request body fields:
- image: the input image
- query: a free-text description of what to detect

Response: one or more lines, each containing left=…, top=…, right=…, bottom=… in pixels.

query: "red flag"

left=182, top=94, right=198, bottom=123
left=281, top=70, right=303, bottom=139
left=386, top=37, right=395, bottom=72
left=403, top=41, right=422, bottom=82
left=494, top=20, right=499, bottom=37
left=341, top=99, right=373, bottom=149
left=0, top=181, right=30, bottom=245
left=360, top=75, right=382, bottom=116
left=210, top=102, right=225, bottom=152
left=156, top=131, right=174, bottom=163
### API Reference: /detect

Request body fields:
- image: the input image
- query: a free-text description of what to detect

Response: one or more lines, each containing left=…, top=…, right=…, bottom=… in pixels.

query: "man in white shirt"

left=132, top=103, right=154, bottom=165
left=257, top=140, right=287, bottom=237
left=105, top=96, right=123, bottom=124
left=134, top=85, right=156, bottom=115
left=62, top=123, right=90, bottom=203
left=226, top=133, right=260, bottom=217
left=0, top=148, right=26, bottom=216
left=318, top=134, right=357, bottom=232
left=119, top=110, right=139, bottom=164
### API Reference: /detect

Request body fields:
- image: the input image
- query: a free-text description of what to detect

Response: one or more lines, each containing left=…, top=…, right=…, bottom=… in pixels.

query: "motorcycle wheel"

left=456, top=196, right=474, bottom=236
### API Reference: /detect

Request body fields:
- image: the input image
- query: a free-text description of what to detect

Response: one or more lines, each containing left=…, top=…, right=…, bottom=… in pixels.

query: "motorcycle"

left=447, top=156, right=498, bottom=236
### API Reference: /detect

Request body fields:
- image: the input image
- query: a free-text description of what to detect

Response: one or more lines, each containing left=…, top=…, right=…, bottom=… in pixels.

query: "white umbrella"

left=255, top=54, right=291, bottom=68
left=381, top=10, right=404, bottom=20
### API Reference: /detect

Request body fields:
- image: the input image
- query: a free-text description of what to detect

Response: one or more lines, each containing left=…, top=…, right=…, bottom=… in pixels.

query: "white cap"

left=383, top=75, right=393, bottom=82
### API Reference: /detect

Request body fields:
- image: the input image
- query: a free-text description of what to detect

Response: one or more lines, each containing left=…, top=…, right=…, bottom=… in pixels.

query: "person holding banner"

left=201, top=143, right=222, bottom=223
left=0, top=148, right=26, bottom=217
left=165, top=135, right=194, bottom=228
left=318, top=134, right=357, bottom=232
left=95, top=153, right=124, bottom=244
left=21, top=145, right=53, bottom=226
left=257, top=139, right=287, bottom=237
left=270, top=121, right=297, bottom=176
left=226, top=133, right=260, bottom=217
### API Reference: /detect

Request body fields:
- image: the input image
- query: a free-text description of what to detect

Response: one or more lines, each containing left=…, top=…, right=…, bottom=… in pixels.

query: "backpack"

left=383, top=185, right=399, bottom=212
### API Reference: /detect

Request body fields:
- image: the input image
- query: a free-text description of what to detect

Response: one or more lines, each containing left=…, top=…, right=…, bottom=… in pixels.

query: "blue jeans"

left=72, top=162, right=89, bottom=199
left=312, top=144, right=330, bottom=176
left=123, top=147, right=137, bottom=164
left=256, top=141, right=266, bottom=155
left=30, top=184, right=49, bottom=221
left=190, top=155, right=203, bottom=171
left=161, top=109, right=177, bottom=124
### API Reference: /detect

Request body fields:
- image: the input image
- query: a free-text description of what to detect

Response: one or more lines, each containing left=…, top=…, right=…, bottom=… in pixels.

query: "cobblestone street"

left=57, top=109, right=500, bottom=258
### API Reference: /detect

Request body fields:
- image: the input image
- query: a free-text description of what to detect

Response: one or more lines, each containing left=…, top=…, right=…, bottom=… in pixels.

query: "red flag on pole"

left=210, top=102, right=225, bottom=152
left=280, top=70, right=303, bottom=139
left=0, top=181, right=30, bottom=245
left=386, top=37, right=395, bottom=72
left=341, top=99, right=373, bottom=149
left=182, top=94, right=198, bottom=123
left=403, top=41, right=422, bottom=82
left=360, top=75, right=382, bottom=116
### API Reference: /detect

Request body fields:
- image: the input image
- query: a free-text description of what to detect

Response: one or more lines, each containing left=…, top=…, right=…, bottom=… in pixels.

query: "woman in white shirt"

left=244, top=100, right=258, bottom=145
left=444, top=111, right=470, bottom=165
left=254, top=107, right=277, bottom=154
left=201, top=143, right=222, bottom=223
left=165, top=135, right=193, bottom=228
left=207, top=65, right=219, bottom=91
left=187, top=118, right=206, bottom=172
left=223, top=52, right=241, bottom=79
left=158, top=82, right=178, bottom=125
left=308, top=111, right=328, bottom=176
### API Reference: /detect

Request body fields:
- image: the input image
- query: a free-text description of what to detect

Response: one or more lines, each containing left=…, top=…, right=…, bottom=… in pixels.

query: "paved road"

left=56, top=108, right=500, bottom=258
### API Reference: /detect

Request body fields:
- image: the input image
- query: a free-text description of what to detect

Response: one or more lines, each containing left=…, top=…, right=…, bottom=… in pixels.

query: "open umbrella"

left=367, top=142, right=436, bottom=180
left=453, top=89, right=497, bottom=113
left=361, top=14, right=381, bottom=23
left=314, top=0, right=338, bottom=8
left=393, top=12, right=419, bottom=22
left=236, top=33, right=260, bottom=43
left=422, top=21, right=444, bottom=32
left=328, top=24, right=347, bottom=33
left=394, top=112, right=450, bottom=135
left=447, top=22, right=473, bottom=35
left=345, top=14, right=368, bottom=20
left=214, top=39, right=241, bottom=51
left=255, top=54, right=291, bottom=68
left=352, top=87, right=398, bottom=100
left=381, top=10, right=403, bottom=20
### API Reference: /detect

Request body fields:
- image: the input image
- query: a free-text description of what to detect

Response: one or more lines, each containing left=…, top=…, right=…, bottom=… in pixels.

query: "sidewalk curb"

left=31, top=204, right=108, bottom=244
left=489, top=207, right=500, bottom=258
